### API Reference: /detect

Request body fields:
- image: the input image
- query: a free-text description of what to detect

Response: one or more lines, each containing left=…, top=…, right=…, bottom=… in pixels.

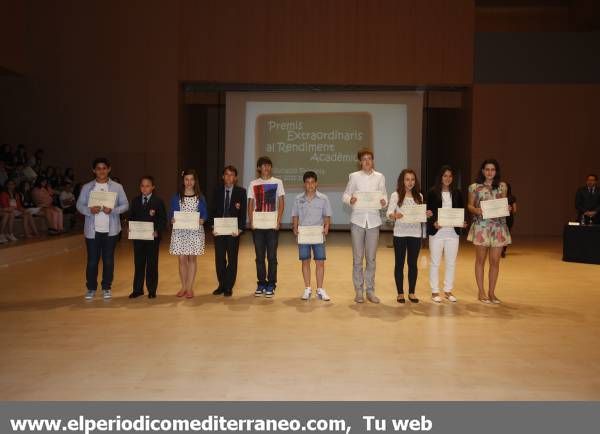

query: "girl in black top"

left=425, top=165, right=466, bottom=302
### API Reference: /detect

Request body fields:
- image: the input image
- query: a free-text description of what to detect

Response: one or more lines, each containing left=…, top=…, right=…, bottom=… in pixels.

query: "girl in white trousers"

left=426, top=166, right=467, bottom=303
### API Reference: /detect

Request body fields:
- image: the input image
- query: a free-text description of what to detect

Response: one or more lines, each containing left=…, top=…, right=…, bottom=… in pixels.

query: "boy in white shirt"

left=342, top=149, right=387, bottom=303
left=247, top=156, right=285, bottom=298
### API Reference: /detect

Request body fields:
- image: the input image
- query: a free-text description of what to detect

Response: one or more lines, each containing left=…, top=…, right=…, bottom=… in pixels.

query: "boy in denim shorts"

left=291, top=171, right=332, bottom=301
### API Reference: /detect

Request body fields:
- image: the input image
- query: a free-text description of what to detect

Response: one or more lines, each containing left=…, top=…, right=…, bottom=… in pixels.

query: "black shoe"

left=397, top=295, right=406, bottom=304
left=224, top=290, right=233, bottom=297
left=148, top=293, right=156, bottom=299
left=129, top=292, right=144, bottom=299
left=212, top=287, right=224, bottom=295
left=408, top=294, right=419, bottom=303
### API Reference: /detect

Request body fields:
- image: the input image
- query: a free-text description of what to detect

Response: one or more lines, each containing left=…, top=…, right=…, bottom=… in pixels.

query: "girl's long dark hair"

left=475, top=158, right=501, bottom=189
left=396, top=169, right=422, bottom=205
left=431, top=165, right=457, bottom=199
left=178, top=169, right=202, bottom=201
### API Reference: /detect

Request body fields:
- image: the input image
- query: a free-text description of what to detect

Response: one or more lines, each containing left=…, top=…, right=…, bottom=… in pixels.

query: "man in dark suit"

left=210, top=165, right=247, bottom=297
left=575, top=174, right=600, bottom=225
left=128, top=175, right=167, bottom=298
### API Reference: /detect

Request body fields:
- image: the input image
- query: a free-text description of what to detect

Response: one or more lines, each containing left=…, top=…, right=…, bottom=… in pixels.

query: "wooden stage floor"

left=1, top=232, right=599, bottom=400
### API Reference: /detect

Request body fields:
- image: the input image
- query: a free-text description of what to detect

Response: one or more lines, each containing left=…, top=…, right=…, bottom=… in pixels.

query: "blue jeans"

left=252, top=229, right=278, bottom=289
left=85, top=232, right=118, bottom=291
left=298, top=243, right=326, bottom=261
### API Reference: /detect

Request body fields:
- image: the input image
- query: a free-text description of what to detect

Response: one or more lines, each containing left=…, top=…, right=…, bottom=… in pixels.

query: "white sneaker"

left=0, top=234, right=7, bottom=244
left=316, top=288, right=330, bottom=301
left=301, top=288, right=312, bottom=300
left=431, top=294, right=442, bottom=303
left=103, top=290, right=112, bottom=299
left=445, top=294, right=458, bottom=302
left=7, top=233, right=18, bottom=242
left=85, top=290, right=95, bottom=300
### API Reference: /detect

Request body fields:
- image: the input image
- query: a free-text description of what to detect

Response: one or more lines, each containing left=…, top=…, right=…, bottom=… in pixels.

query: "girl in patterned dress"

left=169, top=169, right=208, bottom=298
left=467, top=159, right=512, bottom=304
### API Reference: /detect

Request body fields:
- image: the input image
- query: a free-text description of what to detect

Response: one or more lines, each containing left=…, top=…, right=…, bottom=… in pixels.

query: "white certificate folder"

left=437, top=208, right=465, bottom=227
left=214, top=217, right=238, bottom=235
left=128, top=221, right=154, bottom=240
left=481, top=198, right=509, bottom=219
left=253, top=211, right=278, bottom=229
left=88, top=191, right=117, bottom=209
left=297, top=225, right=324, bottom=245
left=173, top=211, right=200, bottom=229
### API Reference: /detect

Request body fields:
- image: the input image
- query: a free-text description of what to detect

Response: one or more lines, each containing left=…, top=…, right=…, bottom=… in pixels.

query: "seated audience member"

left=19, top=180, right=39, bottom=212
left=14, top=144, right=29, bottom=166
left=0, top=179, right=39, bottom=240
left=31, top=149, right=44, bottom=174
left=32, top=177, right=64, bottom=234
left=0, top=185, right=13, bottom=244
left=11, top=163, right=27, bottom=186
left=59, top=181, right=77, bottom=229
left=0, top=144, right=14, bottom=167
left=64, top=168, right=75, bottom=185
left=45, top=166, right=60, bottom=189
left=0, top=160, right=8, bottom=187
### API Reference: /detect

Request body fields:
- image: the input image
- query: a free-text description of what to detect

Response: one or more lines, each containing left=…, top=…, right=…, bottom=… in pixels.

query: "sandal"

left=396, top=295, right=406, bottom=304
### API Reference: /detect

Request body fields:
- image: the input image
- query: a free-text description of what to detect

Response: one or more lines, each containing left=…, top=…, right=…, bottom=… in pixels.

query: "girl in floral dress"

left=169, top=169, right=207, bottom=298
left=467, top=159, right=512, bottom=304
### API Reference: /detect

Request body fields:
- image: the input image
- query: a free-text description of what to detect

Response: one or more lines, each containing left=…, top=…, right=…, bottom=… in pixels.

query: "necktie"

left=224, top=189, right=230, bottom=217
left=143, top=196, right=148, bottom=206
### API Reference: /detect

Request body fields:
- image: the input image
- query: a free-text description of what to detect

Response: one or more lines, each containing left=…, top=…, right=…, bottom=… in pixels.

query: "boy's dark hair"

left=357, top=148, right=374, bottom=161
left=223, top=165, right=238, bottom=176
left=140, top=175, right=155, bottom=185
left=587, top=174, right=598, bottom=180
left=256, top=156, right=273, bottom=168
left=303, top=171, right=318, bottom=182
left=92, top=157, right=111, bottom=169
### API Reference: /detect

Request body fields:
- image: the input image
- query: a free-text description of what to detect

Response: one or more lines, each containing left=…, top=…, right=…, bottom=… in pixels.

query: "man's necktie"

left=224, top=190, right=230, bottom=217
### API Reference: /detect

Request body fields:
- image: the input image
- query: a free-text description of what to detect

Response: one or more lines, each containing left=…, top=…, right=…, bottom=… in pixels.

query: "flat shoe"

left=431, top=295, right=442, bottom=303
left=176, top=290, right=186, bottom=297
left=397, top=295, right=405, bottom=304
left=445, top=294, right=457, bottom=302
left=479, top=298, right=491, bottom=304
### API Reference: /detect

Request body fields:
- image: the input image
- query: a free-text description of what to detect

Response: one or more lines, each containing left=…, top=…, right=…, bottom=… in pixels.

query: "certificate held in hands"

left=481, top=198, right=510, bottom=219
left=88, top=191, right=117, bottom=209
left=298, top=225, right=324, bottom=245
left=400, top=204, right=427, bottom=223
left=253, top=211, right=278, bottom=229
left=214, top=217, right=238, bottom=236
left=128, top=221, right=154, bottom=240
left=438, top=208, right=465, bottom=228
left=353, top=191, right=384, bottom=210
left=173, top=211, right=200, bottom=229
